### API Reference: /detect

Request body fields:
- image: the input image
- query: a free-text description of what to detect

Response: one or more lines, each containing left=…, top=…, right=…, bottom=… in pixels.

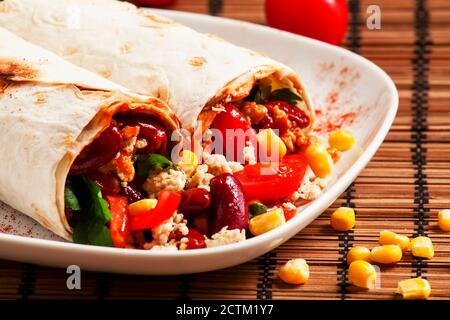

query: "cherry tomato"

left=106, top=195, right=130, bottom=248
left=129, top=0, right=175, bottom=7
left=210, top=104, right=257, bottom=162
left=70, top=124, right=123, bottom=175
left=185, top=228, right=206, bottom=250
left=129, top=191, right=181, bottom=231
left=265, top=0, right=349, bottom=45
left=234, top=154, right=308, bottom=201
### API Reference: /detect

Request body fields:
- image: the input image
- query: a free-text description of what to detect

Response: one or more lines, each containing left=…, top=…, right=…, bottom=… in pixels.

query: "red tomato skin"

left=234, top=154, right=308, bottom=201
left=129, top=0, right=175, bottom=7
left=265, top=0, right=349, bottom=45
left=210, top=104, right=257, bottom=163
left=106, top=196, right=129, bottom=248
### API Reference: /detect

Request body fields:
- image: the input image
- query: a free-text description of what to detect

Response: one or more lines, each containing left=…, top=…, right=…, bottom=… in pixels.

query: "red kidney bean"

left=70, top=124, right=123, bottom=175
left=209, top=173, right=248, bottom=235
left=121, top=181, right=145, bottom=204
left=87, top=171, right=120, bottom=195
left=189, top=214, right=210, bottom=236
left=115, top=115, right=167, bottom=154
left=265, top=100, right=310, bottom=130
left=186, top=228, right=206, bottom=249
left=179, top=188, right=212, bottom=218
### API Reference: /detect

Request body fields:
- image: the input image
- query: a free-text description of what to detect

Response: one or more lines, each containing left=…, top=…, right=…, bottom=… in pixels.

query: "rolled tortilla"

left=0, top=0, right=314, bottom=133
left=0, top=27, right=178, bottom=240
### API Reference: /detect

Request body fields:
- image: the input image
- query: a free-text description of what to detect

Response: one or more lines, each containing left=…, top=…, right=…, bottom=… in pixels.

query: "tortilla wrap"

left=0, top=0, right=314, bottom=132
left=0, top=27, right=178, bottom=240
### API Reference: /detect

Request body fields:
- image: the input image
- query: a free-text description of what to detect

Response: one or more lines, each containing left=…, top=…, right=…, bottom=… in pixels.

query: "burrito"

left=0, top=0, right=314, bottom=155
left=0, top=1, right=356, bottom=251
left=0, top=27, right=179, bottom=247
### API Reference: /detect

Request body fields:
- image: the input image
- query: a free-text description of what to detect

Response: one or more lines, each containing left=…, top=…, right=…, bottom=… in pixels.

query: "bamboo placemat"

left=1, top=0, right=449, bottom=300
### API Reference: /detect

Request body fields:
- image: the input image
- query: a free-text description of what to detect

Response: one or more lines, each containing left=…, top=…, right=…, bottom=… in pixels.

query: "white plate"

left=0, top=10, right=398, bottom=275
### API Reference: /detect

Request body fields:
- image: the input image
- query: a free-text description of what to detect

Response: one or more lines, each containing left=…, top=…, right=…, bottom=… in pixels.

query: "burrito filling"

left=63, top=81, right=354, bottom=251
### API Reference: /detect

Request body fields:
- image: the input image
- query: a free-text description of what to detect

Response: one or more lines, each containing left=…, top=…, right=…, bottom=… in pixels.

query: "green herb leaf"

left=72, top=177, right=114, bottom=247
left=136, top=153, right=173, bottom=177
left=270, top=88, right=303, bottom=105
left=83, top=177, right=111, bottom=222
left=249, top=203, right=268, bottom=219
left=64, top=184, right=80, bottom=211
left=254, top=86, right=272, bottom=104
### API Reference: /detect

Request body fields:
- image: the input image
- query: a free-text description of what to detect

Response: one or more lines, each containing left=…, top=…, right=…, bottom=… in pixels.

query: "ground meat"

left=143, top=212, right=189, bottom=251
left=187, top=164, right=215, bottom=191
left=205, top=227, right=246, bottom=248
left=143, top=169, right=187, bottom=197
left=240, top=101, right=268, bottom=124
left=204, top=154, right=243, bottom=176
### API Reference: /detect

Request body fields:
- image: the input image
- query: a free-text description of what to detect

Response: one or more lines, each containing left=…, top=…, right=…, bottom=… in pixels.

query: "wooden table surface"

left=0, top=0, right=449, bottom=300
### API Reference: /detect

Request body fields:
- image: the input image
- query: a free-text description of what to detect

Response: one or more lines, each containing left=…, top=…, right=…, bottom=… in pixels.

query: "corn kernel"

left=279, top=259, right=310, bottom=285
left=438, top=209, right=450, bottom=231
left=379, top=230, right=410, bottom=251
left=397, top=278, right=431, bottom=300
left=328, top=130, right=355, bottom=152
left=347, top=246, right=371, bottom=264
left=305, top=143, right=334, bottom=178
left=128, top=198, right=158, bottom=216
left=257, top=128, right=287, bottom=160
left=348, top=260, right=377, bottom=289
left=370, top=245, right=402, bottom=264
left=411, top=236, right=434, bottom=259
left=330, top=207, right=355, bottom=231
left=249, top=208, right=285, bottom=236
left=176, top=150, right=198, bottom=176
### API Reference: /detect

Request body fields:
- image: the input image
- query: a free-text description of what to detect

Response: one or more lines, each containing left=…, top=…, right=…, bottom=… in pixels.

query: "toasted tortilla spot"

left=31, top=203, right=52, bottom=229
left=120, top=43, right=133, bottom=54
left=34, top=92, right=47, bottom=104
left=189, top=57, right=207, bottom=67
left=0, top=59, right=40, bottom=80
left=64, top=46, right=79, bottom=56
left=61, top=134, right=78, bottom=149
left=99, top=69, right=112, bottom=79
left=140, top=12, right=175, bottom=26
left=0, top=3, right=12, bottom=13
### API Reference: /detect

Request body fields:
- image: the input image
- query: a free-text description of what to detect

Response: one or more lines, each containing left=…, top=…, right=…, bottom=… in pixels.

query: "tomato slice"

left=210, top=103, right=257, bottom=162
left=129, top=191, right=181, bottom=231
left=234, top=154, right=308, bottom=201
left=106, top=195, right=129, bottom=248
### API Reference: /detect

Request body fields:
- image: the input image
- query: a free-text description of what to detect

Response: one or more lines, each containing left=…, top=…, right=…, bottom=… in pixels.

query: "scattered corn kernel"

left=176, top=150, right=198, bottom=176
left=249, top=208, right=285, bottom=236
left=370, top=245, right=402, bottom=264
left=330, top=207, right=355, bottom=231
left=438, top=209, right=450, bottom=231
left=128, top=198, right=158, bottom=216
left=397, top=278, right=431, bottom=300
left=305, top=143, right=334, bottom=178
left=379, top=230, right=410, bottom=251
left=257, top=128, right=287, bottom=159
left=347, top=246, right=371, bottom=264
left=348, top=260, right=377, bottom=289
left=411, top=236, right=434, bottom=259
left=328, top=130, right=355, bottom=152
left=279, top=259, right=310, bottom=285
